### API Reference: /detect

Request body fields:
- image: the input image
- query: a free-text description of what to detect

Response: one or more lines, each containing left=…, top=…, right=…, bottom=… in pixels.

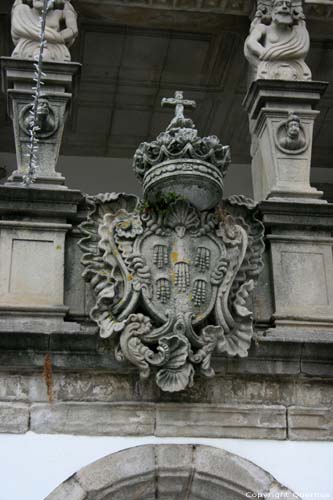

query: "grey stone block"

left=0, top=402, right=29, bottom=433
left=288, top=406, right=333, bottom=440
left=155, top=403, right=287, bottom=439
left=30, top=402, right=155, bottom=436
left=155, top=444, right=194, bottom=498
left=75, top=445, right=155, bottom=498
left=193, top=445, right=273, bottom=496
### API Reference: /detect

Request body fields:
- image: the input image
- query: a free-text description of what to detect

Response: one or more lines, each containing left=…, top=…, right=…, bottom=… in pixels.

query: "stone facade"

left=0, top=0, right=332, bottom=498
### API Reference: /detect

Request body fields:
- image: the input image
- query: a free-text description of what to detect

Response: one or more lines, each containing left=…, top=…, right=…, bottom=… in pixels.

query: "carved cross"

left=161, top=91, right=196, bottom=122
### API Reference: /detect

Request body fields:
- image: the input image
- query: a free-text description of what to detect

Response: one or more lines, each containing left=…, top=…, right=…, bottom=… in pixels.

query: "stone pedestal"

left=0, top=185, right=83, bottom=332
left=261, top=201, right=333, bottom=339
left=243, top=80, right=328, bottom=203
left=1, top=57, right=80, bottom=188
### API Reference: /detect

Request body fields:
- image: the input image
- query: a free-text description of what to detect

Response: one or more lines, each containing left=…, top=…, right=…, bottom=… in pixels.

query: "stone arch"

left=46, top=444, right=298, bottom=499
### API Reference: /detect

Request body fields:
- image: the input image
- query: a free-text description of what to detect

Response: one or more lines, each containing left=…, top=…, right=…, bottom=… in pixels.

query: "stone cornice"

left=79, top=0, right=333, bottom=21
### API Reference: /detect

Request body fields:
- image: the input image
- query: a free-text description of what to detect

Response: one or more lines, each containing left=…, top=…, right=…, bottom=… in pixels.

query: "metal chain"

left=23, top=0, right=54, bottom=186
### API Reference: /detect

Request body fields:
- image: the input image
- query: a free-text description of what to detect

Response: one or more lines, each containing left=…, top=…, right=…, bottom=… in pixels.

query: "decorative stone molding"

left=74, top=0, right=333, bottom=21
left=45, top=444, right=298, bottom=499
left=79, top=92, right=264, bottom=392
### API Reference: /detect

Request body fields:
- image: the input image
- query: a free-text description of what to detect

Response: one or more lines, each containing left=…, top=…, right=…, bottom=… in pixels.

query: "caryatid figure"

left=244, top=0, right=311, bottom=82
left=11, top=0, right=78, bottom=62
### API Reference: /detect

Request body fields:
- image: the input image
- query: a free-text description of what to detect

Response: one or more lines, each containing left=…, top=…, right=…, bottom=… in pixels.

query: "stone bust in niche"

left=244, top=0, right=311, bottom=81
left=11, top=0, right=78, bottom=62
left=277, top=112, right=307, bottom=153
left=20, top=98, right=58, bottom=138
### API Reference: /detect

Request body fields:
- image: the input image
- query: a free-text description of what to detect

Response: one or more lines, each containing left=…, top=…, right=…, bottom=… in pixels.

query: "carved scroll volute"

left=79, top=93, right=265, bottom=392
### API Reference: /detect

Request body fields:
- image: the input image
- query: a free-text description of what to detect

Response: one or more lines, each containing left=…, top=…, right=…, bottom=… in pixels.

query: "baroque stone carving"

left=276, top=112, right=307, bottom=153
left=19, top=98, right=59, bottom=138
left=79, top=92, right=264, bottom=392
left=244, top=0, right=311, bottom=82
left=11, top=0, right=78, bottom=62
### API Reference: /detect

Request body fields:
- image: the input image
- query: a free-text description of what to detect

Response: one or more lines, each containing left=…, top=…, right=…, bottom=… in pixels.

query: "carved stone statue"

left=244, top=0, right=311, bottom=81
left=277, top=112, right=306, bottom=152
left=11, top=0, right=78, bottom=62
left=79, top=91, right=264, bottom=392
left=20, top=98, right=58, bottom=137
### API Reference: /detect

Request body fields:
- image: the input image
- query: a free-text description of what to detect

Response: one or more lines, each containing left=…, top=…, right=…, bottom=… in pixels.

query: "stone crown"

left=133, top=92, right=231, bottom=184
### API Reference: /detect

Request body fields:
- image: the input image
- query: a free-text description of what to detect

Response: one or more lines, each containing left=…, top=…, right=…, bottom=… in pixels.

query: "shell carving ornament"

left=79, top=92, right=265, bottom=392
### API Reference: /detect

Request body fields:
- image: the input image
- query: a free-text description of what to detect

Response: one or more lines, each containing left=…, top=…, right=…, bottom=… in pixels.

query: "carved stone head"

left=272, top=0, right=293, bottom=25
left=286, top=113, right=301, bottom=138
left=36, top=98, right=50, bottom=119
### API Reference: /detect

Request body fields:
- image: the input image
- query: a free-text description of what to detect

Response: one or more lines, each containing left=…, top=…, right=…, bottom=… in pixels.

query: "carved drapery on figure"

left=244, top=0, right=311, bottom=82
left=11, top=0, right=78, bottom=62
left=79, top=92, right=264, bottom=392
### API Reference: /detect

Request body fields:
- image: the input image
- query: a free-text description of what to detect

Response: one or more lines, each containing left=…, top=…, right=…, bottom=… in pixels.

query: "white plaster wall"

left=0, top=433, right=332, bottom=500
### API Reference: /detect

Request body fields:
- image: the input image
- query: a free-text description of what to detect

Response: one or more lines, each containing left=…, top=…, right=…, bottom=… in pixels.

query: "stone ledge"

left=1, top=334, right=333, bottom=377
left=288, top=406, right=333, bottom=440
left=0, top=402, right=29, bottom=433
left=30, top=402, right=155, bottom=436
left=155, top=403, right=287, bottom=439
left=29, top=402, right=287, bottom=439
left=0, top=401, right=332, bottom=440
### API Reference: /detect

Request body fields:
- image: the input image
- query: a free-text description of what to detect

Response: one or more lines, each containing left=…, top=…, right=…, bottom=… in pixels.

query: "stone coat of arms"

left=79, top=92, right=264, bottom=392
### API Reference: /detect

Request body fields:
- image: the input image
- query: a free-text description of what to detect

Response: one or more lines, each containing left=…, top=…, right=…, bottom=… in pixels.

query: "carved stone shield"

left=79, top=194, right=264, bottom=392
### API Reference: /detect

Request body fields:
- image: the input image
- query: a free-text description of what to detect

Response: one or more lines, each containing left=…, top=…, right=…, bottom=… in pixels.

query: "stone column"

left=243, top=80, right=327, bottom=202
left=1, top=57, right=80, bottom=188
left=243, top=1, right=333, bottom=341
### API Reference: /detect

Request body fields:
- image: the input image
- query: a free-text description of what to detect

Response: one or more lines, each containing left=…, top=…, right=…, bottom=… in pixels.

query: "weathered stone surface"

left=155, top=444, right=194, bottom=498
left=0, top=185, right=83, bottom=219
left=64, top=232, right=87, bottom=319
left=155, top=403, right=286, bottom=439
left=30, top=402, right=155, bottom=435
left=46, top=478, right=86, bottom=500
left=269, top=232, right=333, bottom=327
left=288, top=406, right=333, bottom=440
left=301, top=344, right=333, bottom=377
left=48, top=445, right=299, bottom=499
left=0, top=402, right=29, bottom=433
left=75, top=445, right=155, bottom=497
left=193, top=445, right=273, bottom=494
left=0, top=220, right=71, bottom=325
left=1, top=371, right=333, bottom=409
